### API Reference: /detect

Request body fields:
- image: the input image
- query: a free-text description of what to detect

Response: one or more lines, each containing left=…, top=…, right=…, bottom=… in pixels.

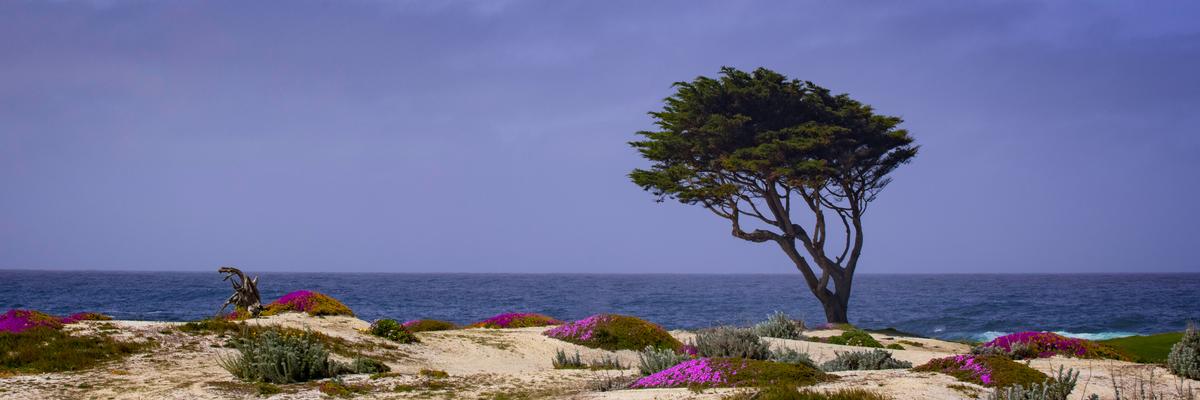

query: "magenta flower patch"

left=544, top=314, right=611, bottom=341
left=631, top=358, right=732, bottom=388
left=983, top=331, right=1088, bottom=358
left=471, top=312, right=562, bottom=329
left=0, top=309, right=65, bottom=333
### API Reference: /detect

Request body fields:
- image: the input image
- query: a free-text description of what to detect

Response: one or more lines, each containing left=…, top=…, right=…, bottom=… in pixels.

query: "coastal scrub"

left=1, top=326, right=150, bottom=373
left=979, top=331, right=1127, bottom=360
left=543, top=314, right=682, bottom=351
left=629, top=357, right=831, bottom=389
left=0, top=309, right=64, bottom=333
left=261, top=290, right=355, bottom=317
left=470, top=312, right=561, bottom=329
left=369, top=319, right=419, bottom=344
left=913, top=354, right=1046, bottom=388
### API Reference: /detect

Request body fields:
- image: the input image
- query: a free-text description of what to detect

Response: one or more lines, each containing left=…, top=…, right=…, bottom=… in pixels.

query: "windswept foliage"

left=630, top=67, right=917, bottom=323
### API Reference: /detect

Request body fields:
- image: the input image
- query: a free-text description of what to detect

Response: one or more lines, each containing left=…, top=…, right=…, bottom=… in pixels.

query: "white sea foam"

left=973, top=330, right=1137, bottom=342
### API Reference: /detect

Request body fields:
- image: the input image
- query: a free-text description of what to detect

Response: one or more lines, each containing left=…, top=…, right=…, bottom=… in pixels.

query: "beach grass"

left=0, top=327, right=152, bottom=373
left=1099, top=332, right=1184, bottom=363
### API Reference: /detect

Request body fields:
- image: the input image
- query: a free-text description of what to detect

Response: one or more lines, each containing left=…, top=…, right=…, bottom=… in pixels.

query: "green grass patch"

left=1099, top=332, right=1183, bottom=363
left=403, top=319, right=458, bottom=332
left=0, top=327, right=153, bottom=373
left=824, top=329, right=883, bottom=348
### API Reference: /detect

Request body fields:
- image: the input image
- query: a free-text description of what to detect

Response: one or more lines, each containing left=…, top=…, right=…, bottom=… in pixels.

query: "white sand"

left=1, top=315, right=1195, bottom=399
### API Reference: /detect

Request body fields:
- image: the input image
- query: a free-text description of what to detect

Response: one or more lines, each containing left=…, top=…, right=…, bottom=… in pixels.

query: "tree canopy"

left=630, top=67, right=917, bottom=322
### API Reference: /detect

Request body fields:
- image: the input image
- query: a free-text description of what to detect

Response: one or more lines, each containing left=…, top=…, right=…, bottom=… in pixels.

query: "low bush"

left=754, top=311, right=805, bottom=340
left=770, top=347, right=816, bottom=368
left=913, top=354, right=1047, bottom=388
left=178, top=318, right=244, bottom=335
left=589, top=354, right=627, bottom=370
left=369, top=319, right=420, bottom=344
left=470, top=312, right=562, bottom=329
left=1099, top=332, right=1183, bottom=364
left=318, top=377, right=369, bottom=398
left=0, top=327, right=151, bottom=373
left=60, top=312, right=113, bottom=324
left=639, top=345, right=691, bottom=375
left=820, top=349, right=911, bottom=372
left=825, top=329, right=883, bottom=348
left=885, top=344, right=904, bottom=350
left=419, top=368, right=448, bottom=378
left=553, top=349, right=585, bottom=369
left=218, top=329, right=339, bottom=383
left=987, top=366, right=1079, bottom=400
left=543, top=314, right=682, bottom=351
left=1167, top=322, right=1200, bottom=379
left=727, top=386, right=892, bottom=400
left=977, top=331, right=1128, bottom=360
left=261, top=290, right=354, bottom=317
left=695, top=326, right=773, bottom=360
left=631, top=358, right=832, bottom=389
left=402, top=319, right=458, bottom=332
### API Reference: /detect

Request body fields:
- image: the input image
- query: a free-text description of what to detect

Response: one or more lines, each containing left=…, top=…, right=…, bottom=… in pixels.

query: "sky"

left=1, top=0, right=1198, bottom=274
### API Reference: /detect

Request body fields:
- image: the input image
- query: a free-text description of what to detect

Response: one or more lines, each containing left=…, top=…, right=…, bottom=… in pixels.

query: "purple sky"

left=2, top=1, right=1198, bottom=273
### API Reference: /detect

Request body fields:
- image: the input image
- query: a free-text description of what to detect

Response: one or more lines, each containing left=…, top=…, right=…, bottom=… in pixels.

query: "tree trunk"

left=819, top=295, right=849, bottom=324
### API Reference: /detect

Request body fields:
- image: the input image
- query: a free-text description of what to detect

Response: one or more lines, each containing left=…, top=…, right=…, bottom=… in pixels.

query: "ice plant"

left=401, top=319, right=458, bottom=332
left=0, top=309, right=64, bottom=333
left=915, top=355, right=993, bottom=385
left=261, top=290, right=355, bottom=317
left=60, top=312, right=112, bottom=324
left=977, top=331, right=1130, bottom=359
left=471, top=313, right=561, bottom=329
left=542, top=314, right=683, bottom=351
left=630, top=358, right=730, bottom=388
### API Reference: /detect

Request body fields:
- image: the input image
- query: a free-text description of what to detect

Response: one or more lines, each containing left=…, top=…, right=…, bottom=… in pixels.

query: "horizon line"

left=1, top=268, right=1197, bottom=275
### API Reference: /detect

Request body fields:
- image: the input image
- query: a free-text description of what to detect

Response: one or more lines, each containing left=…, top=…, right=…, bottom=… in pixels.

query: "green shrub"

left=770, top=346, right=816, bottom=368
left=217, top=329, right=339, bottom=383
left=820, top=349, right=911, bottom=372
left=369, top=319, right=419, bottom=344
left=695, top=326, right=772, bottom=360
left=754, top=311, right=805, bottom=340
left=825, top=329, right=882, bottom=348
left=553, top=349, right=585, bottom=369
left=638, top=345, right=690, bottom=375
left=1168, top=322, right=1200, bottom=379
left=885, top=344, right=904, bottom=350
left=987, top=366, right=1078, bottom=400
left=419, top=368, right=448, bottom=378
left=728, top=386, right=891, bottom=400
left=0, top=327, right=151, bottom=373
left=1099, top=332, right=1183, bottom=363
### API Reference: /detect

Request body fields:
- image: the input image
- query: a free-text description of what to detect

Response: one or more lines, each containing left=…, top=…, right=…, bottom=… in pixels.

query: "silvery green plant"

left=552, top=348, right=585, bottom=369
left=217, top=329, right=338, bottom=383
left=636, top=345, right=689, bottom=375
left=588, top=354, right=626, bottom=370
left=770, top=346, right=815, bottom=367
left=694, top=326, right=772, bottom=360
left=819, top=349, right=912, bottom=372
left=753, top=311, right=805, bottom=340
left=1168, top=322, right=1200, bottom=380
left=987, top=366, right=1078, bottom=400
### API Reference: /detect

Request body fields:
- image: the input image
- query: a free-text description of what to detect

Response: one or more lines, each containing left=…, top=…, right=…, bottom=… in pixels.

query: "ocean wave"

left=973, top=330, right=1137, bottom=342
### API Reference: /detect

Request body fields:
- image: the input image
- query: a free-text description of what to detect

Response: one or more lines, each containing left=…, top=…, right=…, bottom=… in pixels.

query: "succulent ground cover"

left=913, top=354, right=1046, bottom=388
left=0, top=309, right=115, bottom=333
left=979, top=331, right=1127, bottom=360
left=402, top=319, right=458, bottom=332
left=470, top=312, right=562, bottom=329
left=1099, top=332, right=1183, bottom=363
left=261, top=290, right=355, bottom=317
left=543, top=314, right=682, bottom=351
left=629, top=357, right=832, bottom=389
left=0, top=310, right=149, bottom=374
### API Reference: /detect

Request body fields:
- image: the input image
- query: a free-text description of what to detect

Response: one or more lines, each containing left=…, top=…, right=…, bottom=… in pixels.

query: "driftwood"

left=217, top=266, right=262, bottom=318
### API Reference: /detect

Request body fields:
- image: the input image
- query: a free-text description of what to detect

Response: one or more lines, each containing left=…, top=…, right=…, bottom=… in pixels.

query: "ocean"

left=2, top=270, right=1197, bottom=341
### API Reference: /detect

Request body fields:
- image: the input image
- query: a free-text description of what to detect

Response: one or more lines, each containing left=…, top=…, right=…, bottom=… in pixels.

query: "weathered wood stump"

left=216, top=266, right=262, bottom=318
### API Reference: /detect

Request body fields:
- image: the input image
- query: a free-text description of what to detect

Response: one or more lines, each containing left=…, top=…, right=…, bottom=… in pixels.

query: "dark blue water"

left=2, top=271, right=1197, bottom=341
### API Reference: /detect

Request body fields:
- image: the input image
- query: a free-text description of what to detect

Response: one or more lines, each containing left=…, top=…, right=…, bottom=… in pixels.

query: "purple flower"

left=631, top=358, right=730, bottom=388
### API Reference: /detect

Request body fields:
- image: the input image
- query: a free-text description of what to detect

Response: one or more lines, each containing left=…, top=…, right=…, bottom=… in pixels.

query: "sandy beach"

left=1, top=313, right=1195, bottom=400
